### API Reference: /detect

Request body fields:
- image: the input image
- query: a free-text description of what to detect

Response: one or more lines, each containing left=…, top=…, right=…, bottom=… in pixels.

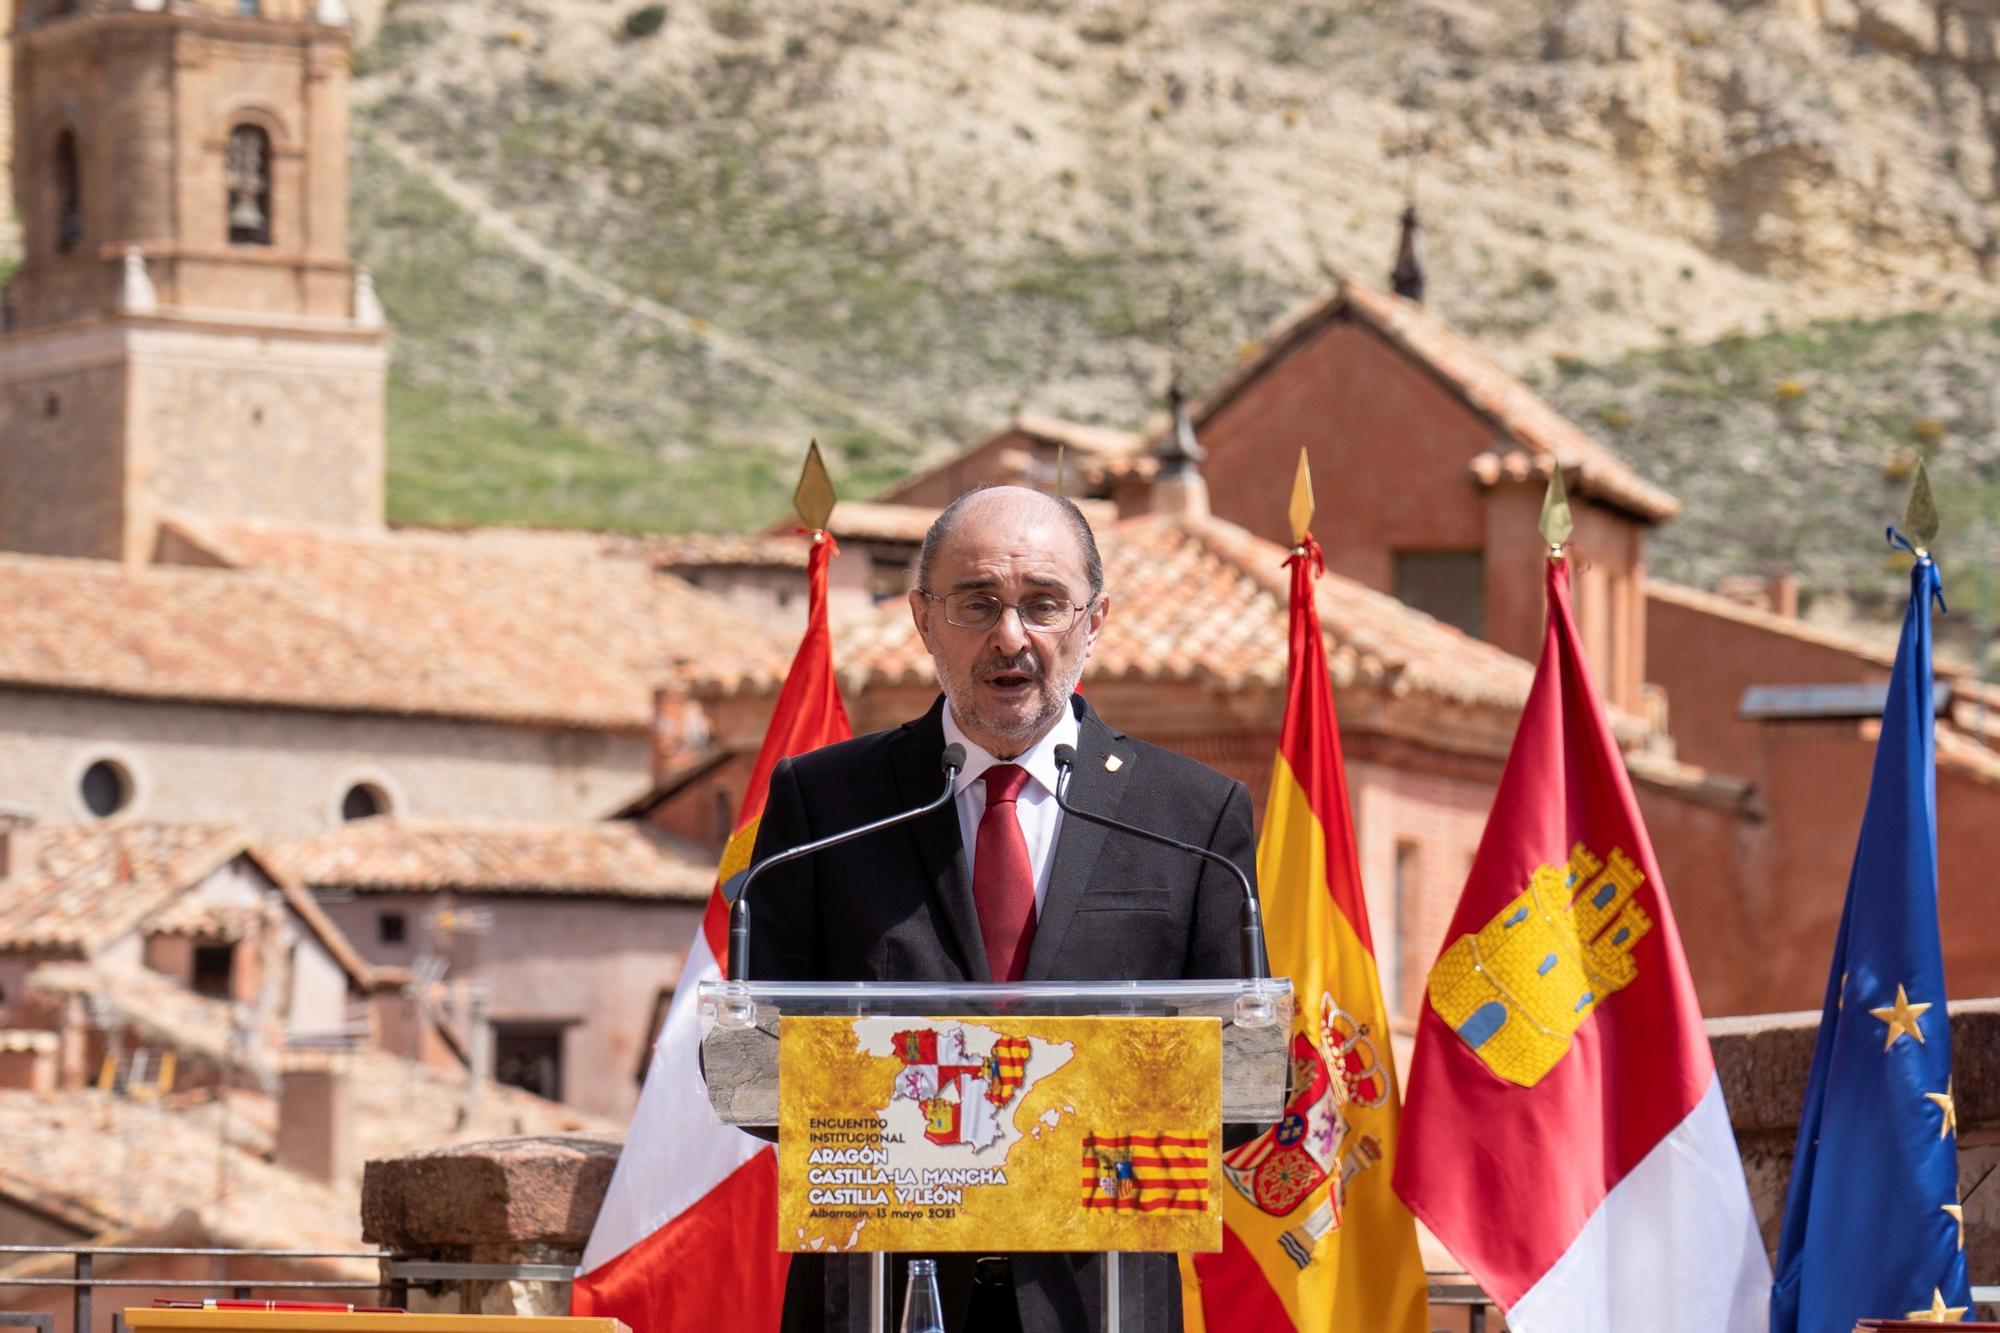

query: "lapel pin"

left=1104, top=754, right=1123, bottom=773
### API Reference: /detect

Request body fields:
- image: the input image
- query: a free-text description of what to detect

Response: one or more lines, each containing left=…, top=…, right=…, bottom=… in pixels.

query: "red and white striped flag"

left=574, top=532, right=851, bottom=1331
left=1394, top=554, right=1768, bottom=1331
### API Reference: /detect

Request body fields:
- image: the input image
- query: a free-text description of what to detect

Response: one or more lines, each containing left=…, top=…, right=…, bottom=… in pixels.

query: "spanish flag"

left=576, top=527, right=852, bottom=1333
left=1186, top=528, right=1427, bottom=1333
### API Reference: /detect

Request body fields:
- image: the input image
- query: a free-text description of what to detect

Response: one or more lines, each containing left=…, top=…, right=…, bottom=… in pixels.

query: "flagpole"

left=575, top=440, right=853, bottom=1333
left=1395, top=457, right=1769, bottom=1332
left=1768, top=459, right=1968, bottom=1329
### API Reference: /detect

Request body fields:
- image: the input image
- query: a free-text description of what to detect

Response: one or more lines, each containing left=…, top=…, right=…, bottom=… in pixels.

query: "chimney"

left=276, top=1051, right=356, bottom=1184
left=1770, top=571, right=1800, bottom=619
left=1391, top=203, right=1426, bottom=303
left=1148, top=375, right=1210, bottom=519
left=0, top=805, right=38, bottom=880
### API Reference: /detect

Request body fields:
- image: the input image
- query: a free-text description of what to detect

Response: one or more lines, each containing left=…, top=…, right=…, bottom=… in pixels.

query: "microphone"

left=727, top=743, right=967, bottom=980
left=1051, top=743, right=1268, bottom=982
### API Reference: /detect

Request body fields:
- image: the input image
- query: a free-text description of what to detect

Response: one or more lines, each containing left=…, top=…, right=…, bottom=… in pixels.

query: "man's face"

left=910, top=492, right=1109, bottom=758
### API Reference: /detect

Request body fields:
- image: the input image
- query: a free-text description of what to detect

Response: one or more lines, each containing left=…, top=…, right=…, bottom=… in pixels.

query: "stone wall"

left=131, top=319, right=387, bottom=537
left=0, top=328, right=129, bottom=561
left=0, top=687, right=648, bottom=837
left=0, top=314, right=388, bottom=561
left=361, top=1004, right=2000, bottom=1318
left=1714, top=999, right=2000, bottom=1285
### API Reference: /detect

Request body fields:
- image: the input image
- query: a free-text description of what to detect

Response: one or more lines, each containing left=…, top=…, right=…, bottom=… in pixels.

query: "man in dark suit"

left=749, top=486, right=1258, bottom=1333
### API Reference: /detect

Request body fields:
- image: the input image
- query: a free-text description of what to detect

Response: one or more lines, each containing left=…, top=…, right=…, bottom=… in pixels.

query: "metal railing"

left=0, top=1246, right=410, bottom=1331
left=1427, top=1273, right=1499, bottom=1331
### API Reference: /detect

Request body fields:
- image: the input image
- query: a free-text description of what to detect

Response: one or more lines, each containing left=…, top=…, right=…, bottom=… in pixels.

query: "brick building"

left=266, top=818, right=712, bottom=1119
left=821, top=277, right=2000, bottom=1019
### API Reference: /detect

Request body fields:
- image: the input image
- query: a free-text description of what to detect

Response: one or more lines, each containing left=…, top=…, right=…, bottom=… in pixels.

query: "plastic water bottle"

left=900, top=1257, right=945, bottom=1333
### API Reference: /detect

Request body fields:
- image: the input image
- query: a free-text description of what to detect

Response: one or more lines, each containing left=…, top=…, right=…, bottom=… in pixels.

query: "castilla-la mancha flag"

left=574, top=532, right=850, bottom=1332
left=1394, top=555, right=1769, bottom=1332
left=1185, top=534, right=1427, bottom=1333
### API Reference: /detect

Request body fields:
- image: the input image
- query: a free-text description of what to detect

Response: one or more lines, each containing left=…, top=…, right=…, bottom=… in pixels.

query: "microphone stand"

left=727, top=745, right=966, bottom=980
left=1052, top=746, right=1269, bottom=982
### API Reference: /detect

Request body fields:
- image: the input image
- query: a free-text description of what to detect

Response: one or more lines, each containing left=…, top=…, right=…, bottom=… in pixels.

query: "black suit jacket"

left=748, top=695, right=1258, bottom=1333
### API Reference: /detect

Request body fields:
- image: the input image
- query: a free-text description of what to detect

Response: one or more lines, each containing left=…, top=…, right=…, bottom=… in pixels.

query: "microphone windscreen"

left=940, top=743, right=967, bottom=774
left=1052, top=743, right=1077, bottom=770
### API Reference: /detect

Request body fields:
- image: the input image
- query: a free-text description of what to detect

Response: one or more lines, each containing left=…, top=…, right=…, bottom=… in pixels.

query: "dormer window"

left=226, top=124, right=272, bottom=246
left=55, top=129, right=82, bottom=254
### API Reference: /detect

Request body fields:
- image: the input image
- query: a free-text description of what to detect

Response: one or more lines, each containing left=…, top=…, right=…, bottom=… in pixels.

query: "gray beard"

left=934, top=651, right=1086, bottom=749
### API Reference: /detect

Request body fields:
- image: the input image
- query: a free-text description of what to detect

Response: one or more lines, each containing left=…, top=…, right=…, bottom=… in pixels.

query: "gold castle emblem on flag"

left=1428, top=843, right=1654, bottom=1087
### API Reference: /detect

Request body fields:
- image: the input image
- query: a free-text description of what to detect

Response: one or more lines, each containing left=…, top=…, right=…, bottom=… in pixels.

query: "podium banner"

left=777, top=1014, right=1222, bottom=1253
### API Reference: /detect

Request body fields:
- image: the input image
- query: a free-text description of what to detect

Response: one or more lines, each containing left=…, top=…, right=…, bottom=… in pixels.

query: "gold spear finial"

left=1055, top=444, right=1067, bottom=498
left=1539, top=463, right=1573, bottom=552
left=792, top=439, right=837, bottom=532
left=1288, top=448, right=1314, bottom=547
left=1904, top=457, right=1939, bottom=556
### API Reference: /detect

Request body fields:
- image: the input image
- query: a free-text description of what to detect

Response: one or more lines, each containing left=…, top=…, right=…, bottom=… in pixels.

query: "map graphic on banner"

left=886, top=1026, right=1048, bottom=1153
left=777, top=1014, right=1224, bottom=1254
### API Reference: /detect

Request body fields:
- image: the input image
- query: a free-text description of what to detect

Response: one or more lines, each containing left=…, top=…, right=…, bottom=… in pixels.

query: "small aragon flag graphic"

left=1081, top=1133, right=1211, bottom=1212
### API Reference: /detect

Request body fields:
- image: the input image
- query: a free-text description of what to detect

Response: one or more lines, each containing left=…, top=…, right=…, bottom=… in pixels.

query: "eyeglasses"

left=920, top=590, right=1093, bottom=634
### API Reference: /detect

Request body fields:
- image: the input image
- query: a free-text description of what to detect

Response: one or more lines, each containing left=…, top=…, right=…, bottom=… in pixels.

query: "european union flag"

left=1770, top=546, right=1969, bottom=1330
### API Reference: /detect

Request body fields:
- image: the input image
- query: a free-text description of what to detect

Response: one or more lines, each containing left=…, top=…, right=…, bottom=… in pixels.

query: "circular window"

left=79, top=759, right=132, bottom=819
left=340, top=781, right=390, bottom=821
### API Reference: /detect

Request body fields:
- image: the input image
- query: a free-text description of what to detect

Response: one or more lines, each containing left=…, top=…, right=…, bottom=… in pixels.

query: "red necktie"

left=972, top=763, right=1037, bottom=982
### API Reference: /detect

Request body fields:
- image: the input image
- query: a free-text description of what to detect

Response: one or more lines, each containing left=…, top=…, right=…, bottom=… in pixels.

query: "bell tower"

left=0, top=0, right=386, bottom=562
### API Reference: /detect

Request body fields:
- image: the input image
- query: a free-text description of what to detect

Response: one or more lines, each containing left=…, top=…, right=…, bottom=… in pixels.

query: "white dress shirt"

left=941, top=704, right=1077, bottom=915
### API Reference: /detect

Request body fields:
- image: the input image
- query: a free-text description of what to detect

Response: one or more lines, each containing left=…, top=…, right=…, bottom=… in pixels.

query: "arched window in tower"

left=225, top=124, right=272, bottom=246
left=55, top=130, right=82, bottom=254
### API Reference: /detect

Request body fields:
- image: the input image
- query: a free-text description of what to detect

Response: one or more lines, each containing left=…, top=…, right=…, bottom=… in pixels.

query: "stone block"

left=361, top=1133, right=621, bottom=1253
left=1707, top=999, right=2000, bottom=1282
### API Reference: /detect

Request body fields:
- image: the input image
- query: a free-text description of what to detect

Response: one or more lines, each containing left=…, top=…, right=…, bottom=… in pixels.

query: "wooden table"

left=125, top=1313, right=628, bottom=1333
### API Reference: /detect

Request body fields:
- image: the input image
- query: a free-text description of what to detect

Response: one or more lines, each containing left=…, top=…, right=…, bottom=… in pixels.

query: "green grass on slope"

left=350, top=5, right=1295, bottom=495
left=355, top=134, right=913, bottom=533
left=1535, top=310, right=2000, bottom=602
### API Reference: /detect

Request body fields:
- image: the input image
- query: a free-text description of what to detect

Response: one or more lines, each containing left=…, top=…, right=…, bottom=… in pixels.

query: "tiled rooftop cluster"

left=0, top=515, right=783, bottom=732
left=703, top=511, right=1539, bottom=713
left=0, top=823, right=248, bottom=956
left=266, top=820, right=714, bottom=900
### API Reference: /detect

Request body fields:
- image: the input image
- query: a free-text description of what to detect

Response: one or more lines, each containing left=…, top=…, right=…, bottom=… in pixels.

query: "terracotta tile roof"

left=155, top=514, right=785, bottom=725
left=1936, top=725, right=2000, bottom=785
left=820, top=501, right=939, bottom=544
left=653, top=531, right=812, bottom=570
left=883, top=415, right=1146, bottom=506
left=1187, top=279, right=1679, bottom=523
left=0, top=1088, right=366, bottom=1253
left=0, top=967, right=608, bottom=1258
left=264, top=819, right=714, bottom=900
left=694, top=511, right=1537, bottom=713
left=143, top=897, right=261, bottom=941
left=0, top=823, right=248, bottom=956
left=656, top=503, right=941, bottom=570
left=22, top=962, right=608, bottom=1146
left=1008, top=413, right=1148, bottom=459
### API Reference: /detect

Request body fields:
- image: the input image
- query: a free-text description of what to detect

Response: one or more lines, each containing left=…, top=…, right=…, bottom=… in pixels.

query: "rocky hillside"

left=342, top=0, right=2000, bottom=534
left=1536, top=311, right=2000, bottom=636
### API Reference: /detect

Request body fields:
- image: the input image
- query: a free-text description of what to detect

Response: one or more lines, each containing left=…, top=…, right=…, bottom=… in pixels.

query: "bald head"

left=916, top=486, right=1104, bottom=598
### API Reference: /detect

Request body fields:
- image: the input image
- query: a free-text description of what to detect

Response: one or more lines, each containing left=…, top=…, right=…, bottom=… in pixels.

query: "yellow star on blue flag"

left=1770, top=538, right=1969, bottom=1331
